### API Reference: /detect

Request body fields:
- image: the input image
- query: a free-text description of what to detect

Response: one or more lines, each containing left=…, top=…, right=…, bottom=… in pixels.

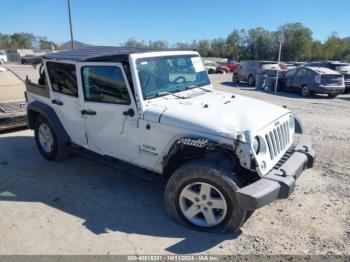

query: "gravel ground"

left=0, top=67, right=349, bottom=256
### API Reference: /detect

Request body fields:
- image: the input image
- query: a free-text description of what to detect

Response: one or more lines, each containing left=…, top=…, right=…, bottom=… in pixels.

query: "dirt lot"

left=0, top=66, right=349, bottom=255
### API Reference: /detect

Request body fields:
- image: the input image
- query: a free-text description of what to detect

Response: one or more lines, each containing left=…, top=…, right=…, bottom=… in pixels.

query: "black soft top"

left=43, top=46, right=187, bottom=63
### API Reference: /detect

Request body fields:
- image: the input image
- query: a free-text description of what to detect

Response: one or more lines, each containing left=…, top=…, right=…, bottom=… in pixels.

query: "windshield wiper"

left=187, top=85, right=212, bottom=92
left=147, top=91, right=186, bottom=99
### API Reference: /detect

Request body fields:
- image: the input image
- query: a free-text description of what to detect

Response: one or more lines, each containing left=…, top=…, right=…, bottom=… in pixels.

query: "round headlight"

left=252, top=137, right=260, bottom=154
left=289, top=115, right=295, bottom=131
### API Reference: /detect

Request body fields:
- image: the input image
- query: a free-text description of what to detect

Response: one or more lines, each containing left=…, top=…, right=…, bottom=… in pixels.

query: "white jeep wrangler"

left=24, top=47, right=315, bottom=233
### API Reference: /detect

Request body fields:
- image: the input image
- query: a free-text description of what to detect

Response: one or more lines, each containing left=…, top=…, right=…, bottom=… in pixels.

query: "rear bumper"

left=345, top=82, right=350, bottom=93
left=0, top=113, right=27, bottom=131
left=316, top=85, right=345, bottom=94
left=236, top=135, right=315, bottom=210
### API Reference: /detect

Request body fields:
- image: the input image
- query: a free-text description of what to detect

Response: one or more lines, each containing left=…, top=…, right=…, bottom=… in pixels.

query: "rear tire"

left=301, top=85, right=310, bottom=97
left=328, top=94, right=338, bottom=98
left=34, top=116, right=69, bottom=161
left=208, top=69, right=215, bottom=74
left=164, top=159, right=246, bottom=233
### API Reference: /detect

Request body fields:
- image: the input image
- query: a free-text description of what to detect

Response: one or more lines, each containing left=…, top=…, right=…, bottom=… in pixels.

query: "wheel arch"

left=27, top=101, right=70, bottom=143
left=162, top=137, right=236, bottom=177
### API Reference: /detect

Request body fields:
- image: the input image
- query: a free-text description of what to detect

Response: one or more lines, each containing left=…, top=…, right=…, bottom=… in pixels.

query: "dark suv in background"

left=232, top=60, right=284, bottom=86
left=278, top=66, right=345, bottom=98
left=305, top=61, right=350, bottom=93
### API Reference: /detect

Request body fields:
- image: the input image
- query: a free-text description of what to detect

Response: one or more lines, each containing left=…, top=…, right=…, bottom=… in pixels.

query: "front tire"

left=232, top=74, right=239, bottom=86
left=248, top=75, right=255, bottom=87
left=164, top=159, right=246, bottom=233
left=34, top=116, right=69, bottom=161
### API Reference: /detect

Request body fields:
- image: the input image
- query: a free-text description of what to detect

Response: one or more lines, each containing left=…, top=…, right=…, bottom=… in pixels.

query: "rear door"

left=77, top=62, right=140, bottom=162
left=281, top=68, right=297, bottom=90
left=45, top=61, right=85, bottom=145
left=292, top=68, right=308, bottom=90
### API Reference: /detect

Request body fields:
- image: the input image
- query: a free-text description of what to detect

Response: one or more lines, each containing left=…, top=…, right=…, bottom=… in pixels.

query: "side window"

left=285, top=68, right=297, bottom=78
left=82, top=66, right=131, bottom=105
left=296, top=69, right=307, bottom=78
left=305, top=69, right=315, bottom=78
left=47, top=62, right=78, bottom=97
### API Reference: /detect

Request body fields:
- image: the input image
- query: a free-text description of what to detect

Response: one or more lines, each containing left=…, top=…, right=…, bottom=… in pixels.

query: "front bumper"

left=236, top=135, right=315, bottom=210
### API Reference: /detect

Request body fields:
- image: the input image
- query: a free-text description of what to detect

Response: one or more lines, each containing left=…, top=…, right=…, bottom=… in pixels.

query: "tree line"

left=0, top=33, right=60, bottom=51
left=124, top=23, right=350, bottom=62
left=1, top=23, right=350, bottom=62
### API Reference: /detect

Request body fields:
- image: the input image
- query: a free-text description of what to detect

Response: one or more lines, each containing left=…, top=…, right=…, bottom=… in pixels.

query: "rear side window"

left=296, top=68, right=308, bottom=77
left=81, top=66, right=130, bottom=104
left=47, top=62, right=78, bottom=97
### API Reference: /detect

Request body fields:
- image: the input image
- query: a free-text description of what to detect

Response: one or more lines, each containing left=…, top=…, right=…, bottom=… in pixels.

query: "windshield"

left=136, top=55, right=210, bottom=99
left=335, top=65, right=350, bottom=73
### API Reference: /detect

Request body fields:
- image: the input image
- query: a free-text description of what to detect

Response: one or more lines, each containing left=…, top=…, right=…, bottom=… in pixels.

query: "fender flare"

left=27, top=101, right=70, bottom=143
left=162, top=137, right=233, bottom=175
left=293, top=114, right=303, bottom=134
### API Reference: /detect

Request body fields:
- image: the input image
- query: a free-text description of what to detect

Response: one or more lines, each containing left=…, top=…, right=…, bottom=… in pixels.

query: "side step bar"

left=67, top=144, right=161, bottom=182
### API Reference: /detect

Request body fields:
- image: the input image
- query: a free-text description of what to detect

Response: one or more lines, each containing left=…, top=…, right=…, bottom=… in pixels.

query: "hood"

left=143, top=89, right=289, bottom=139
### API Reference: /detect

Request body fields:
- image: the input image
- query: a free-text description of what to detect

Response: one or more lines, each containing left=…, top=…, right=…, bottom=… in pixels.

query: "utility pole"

left=67, top=0, right=74, bottom=49
left=275, top=34, right=284, bottom=93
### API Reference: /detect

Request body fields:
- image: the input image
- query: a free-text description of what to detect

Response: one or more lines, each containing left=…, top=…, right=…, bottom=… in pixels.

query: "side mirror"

left=123, top=108, right=135, bottom=117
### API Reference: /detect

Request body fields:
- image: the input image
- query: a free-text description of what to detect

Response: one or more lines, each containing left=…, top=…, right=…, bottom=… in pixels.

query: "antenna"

left=67, top=0, right=75, bottom=49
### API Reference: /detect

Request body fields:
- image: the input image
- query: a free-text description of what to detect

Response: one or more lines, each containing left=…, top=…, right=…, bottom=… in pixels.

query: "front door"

left=283, top=68, right=297, bottom=91
left=77, top=62, right=140, bottom=162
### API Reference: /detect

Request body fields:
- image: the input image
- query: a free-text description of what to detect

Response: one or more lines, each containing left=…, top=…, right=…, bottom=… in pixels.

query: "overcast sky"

left=1, top=0, right=349, bottom=45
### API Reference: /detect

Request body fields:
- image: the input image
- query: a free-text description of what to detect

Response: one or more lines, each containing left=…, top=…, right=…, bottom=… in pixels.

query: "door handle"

left=51, top=99, right=63, bottom=106
left=81, top=109, right=96, bottom=116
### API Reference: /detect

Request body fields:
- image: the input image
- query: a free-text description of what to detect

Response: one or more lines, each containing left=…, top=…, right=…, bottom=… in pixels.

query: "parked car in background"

left=280, top=62, right=296, bottom=71
left=204, top=62, right=218, bottom=74
left=278, top=66, right=345, bottom=98
left=0, top=50, right=8, bottom=64
left=217, top=60, right=240, bottom=72
left=233, top=60, right=285, bottom=86
left=204, top=62, right=228, bottom=74
left=287, top=61, right=306, bottom=67
left=215, top=64, right=230, bottom=73
left=305, top=61, right=350, bottom=93
left=0, top=66, right=27, bottom=130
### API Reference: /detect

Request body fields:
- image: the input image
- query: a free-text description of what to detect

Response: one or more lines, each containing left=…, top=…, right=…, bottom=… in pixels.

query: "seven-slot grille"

left=264, top=120, right=291, bottom=160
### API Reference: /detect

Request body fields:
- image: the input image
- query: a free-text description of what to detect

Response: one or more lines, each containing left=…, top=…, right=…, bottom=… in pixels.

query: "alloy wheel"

left=38, top=123, right=54, bottom=153
left=179, top=182, right=227, bottom=228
